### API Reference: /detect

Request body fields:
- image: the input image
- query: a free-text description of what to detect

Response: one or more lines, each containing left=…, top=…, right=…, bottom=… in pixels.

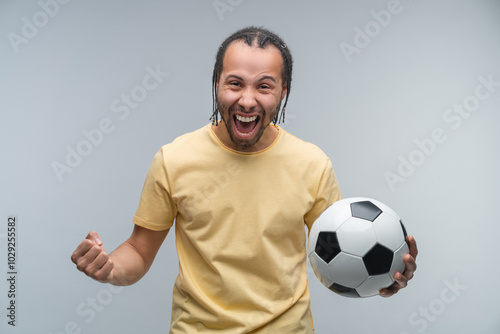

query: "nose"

left=238, top=87, right=258, bottom=111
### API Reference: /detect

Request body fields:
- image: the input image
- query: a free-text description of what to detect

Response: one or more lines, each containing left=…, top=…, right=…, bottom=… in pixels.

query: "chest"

left=170, top=154, right=319, bottom=240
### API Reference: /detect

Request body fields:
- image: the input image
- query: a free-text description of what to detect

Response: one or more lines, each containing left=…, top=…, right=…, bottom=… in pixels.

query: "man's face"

left=215, top=41, right=287, bottom=151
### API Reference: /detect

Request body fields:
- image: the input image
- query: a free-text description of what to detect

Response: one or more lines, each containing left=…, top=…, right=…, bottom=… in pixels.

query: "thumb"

left=86, top=231, right=103, bottom=247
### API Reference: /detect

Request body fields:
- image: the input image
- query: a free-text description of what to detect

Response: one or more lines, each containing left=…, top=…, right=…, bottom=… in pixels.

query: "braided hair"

left=210, top=26, right=293, bottom=125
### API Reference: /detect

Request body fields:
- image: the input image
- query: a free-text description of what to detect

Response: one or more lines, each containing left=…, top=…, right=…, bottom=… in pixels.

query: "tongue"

left=236, top=119, right=257, bottom=133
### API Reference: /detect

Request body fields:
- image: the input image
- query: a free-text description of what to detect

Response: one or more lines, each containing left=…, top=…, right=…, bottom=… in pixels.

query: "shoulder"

left=151, top=124, right=219, bottom=172
left=158, top=124, right=212, bottom=155
left=167, top=124, right=210, bottom=147
left=278, top=128, right=330, bottom=163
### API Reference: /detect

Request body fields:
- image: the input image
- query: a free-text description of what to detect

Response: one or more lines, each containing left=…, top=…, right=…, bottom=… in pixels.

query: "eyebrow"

left=224, top=74, right=277, bottom=84
left=258, top=75, right=277, bottom=83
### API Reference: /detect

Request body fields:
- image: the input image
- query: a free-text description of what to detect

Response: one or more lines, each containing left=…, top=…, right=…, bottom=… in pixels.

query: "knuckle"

left=76, top=260, right=87, bottom=272
left=93, top=271, right=102, bottom=281
left=81, top=239, right=92, bottom=246
left=94, top=271, right=107, bottom=282
left=83, top=266, right=95, bottom=277
left=97, top=250, right=108, bottom=259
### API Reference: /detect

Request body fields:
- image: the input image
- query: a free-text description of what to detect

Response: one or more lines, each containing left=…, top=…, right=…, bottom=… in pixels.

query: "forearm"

left=72, top=226, right=168, bottom=286
left=108, top=241, right=151, bottom=286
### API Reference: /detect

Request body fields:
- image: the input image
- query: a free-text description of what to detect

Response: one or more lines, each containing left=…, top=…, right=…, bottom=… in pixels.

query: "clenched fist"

left=71, top=231, right=114, bottom=283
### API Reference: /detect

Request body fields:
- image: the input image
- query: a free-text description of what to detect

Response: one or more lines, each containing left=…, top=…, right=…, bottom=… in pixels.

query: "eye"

left=259, top=84, right=271, bottom=90
left=229, top=81, right=241, bottom=87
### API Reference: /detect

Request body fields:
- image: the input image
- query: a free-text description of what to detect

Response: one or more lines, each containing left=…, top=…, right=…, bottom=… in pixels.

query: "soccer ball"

left=307, top=197, right=409, bottom=298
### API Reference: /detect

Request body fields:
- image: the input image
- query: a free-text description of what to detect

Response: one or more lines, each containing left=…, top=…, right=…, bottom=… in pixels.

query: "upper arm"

left=132, top=148, right=177, bottom=231
left=126, top=224, right=170, bottom=270
left=304, top=158, right=342, bottom=231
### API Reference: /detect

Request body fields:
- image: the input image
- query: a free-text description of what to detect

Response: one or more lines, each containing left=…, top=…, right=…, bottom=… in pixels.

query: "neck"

left=211, top=121, right=279, bottom=153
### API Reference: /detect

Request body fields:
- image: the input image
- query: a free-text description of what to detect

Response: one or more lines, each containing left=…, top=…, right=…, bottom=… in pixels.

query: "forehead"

left=221, top=40, right=283, bottom=79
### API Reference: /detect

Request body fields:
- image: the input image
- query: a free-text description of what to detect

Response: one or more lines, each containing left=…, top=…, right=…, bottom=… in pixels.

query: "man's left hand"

left=379, top=235, right=418, bottom=297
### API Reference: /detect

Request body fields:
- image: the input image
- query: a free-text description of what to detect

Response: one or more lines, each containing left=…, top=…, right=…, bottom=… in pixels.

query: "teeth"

left=235, top=115, right=257, bottom=123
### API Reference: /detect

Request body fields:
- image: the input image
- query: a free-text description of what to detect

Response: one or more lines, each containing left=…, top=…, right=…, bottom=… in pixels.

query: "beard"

left=217, top=98, right=280, bottom=149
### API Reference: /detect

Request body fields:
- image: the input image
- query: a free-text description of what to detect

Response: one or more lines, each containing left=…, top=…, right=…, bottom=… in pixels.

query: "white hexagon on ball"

left=389, top=241, right=409, bottom=278
left=372, top=212, right=405, bottom=251
left=356, top=273, right=394, bottom=297
left=318, top=200, right=352, bottom=232
left=328, top=252, right=368, bottom=288
left=337, top=217, right=377, bottom=257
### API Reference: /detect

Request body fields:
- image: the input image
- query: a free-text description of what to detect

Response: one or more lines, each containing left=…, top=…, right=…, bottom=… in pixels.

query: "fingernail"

left=95, top=238, right=102, bottom=246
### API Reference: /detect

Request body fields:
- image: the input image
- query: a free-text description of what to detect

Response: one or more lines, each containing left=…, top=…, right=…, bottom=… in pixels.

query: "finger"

left=93, top=258, right=114, bottom=283
left=394, top=271, right=408, bottom=288
left=86, top=231, right=103, bottom=247
left=71, top=239, right=95, bottom=264
left=75, top=244, right=106, bottom=273
left=379, top=272, right=408, bottom=297
left=86, top=250, right=109, bottom=272
left=84, top=251, right=110, bottom=279
left=403, top=253, right=417, bottom=280
left=407, top=235, right=418, bottom=260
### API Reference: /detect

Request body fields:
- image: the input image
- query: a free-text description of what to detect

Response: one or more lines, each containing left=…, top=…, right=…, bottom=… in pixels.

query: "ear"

left=281, top=84, right=287, bottom=100
left=216, top=74, right=221, bottom=88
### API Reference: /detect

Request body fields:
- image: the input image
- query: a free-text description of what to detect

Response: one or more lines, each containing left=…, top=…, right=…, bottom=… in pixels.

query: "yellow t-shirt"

left=133, top=124, right=342, bottom=333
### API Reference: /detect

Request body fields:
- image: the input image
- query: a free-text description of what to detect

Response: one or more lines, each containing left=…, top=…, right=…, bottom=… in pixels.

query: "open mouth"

left=233, top=114, right=260, bottom=137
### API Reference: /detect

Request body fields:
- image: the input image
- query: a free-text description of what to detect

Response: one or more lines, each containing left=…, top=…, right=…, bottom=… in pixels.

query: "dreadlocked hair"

left=210, top=26, right=293, bottom=125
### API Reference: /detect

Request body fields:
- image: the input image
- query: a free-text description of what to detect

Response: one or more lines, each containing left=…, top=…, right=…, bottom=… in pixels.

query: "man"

left=71, top=26, right=417, bottom=333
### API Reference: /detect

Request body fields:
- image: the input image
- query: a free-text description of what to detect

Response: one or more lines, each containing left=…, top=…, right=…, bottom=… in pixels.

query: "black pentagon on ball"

left=315, top=231, right=341, bottom=264
left=362, top=243, right=394, bottom=275
left=329, top=283, right=361, bottom=298
left=350, top=201, right=382, bottom=222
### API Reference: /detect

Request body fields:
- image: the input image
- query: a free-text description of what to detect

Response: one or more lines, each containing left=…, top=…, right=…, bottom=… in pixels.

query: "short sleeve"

left=132, top=148, right=177, bottom=231
left=304, top=157, right=342, bottom=232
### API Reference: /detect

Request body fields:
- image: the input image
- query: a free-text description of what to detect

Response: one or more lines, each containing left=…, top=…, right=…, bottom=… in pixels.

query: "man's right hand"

left=71, top=231, right=114, bottom=283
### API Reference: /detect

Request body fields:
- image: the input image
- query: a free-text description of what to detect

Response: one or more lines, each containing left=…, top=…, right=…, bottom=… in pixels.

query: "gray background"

left=1, top=0, right=499, bottom=333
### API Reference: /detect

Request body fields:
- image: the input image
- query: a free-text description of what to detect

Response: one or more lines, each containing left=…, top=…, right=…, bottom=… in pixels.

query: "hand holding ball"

left=308, top=197, right=409, bottom=298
